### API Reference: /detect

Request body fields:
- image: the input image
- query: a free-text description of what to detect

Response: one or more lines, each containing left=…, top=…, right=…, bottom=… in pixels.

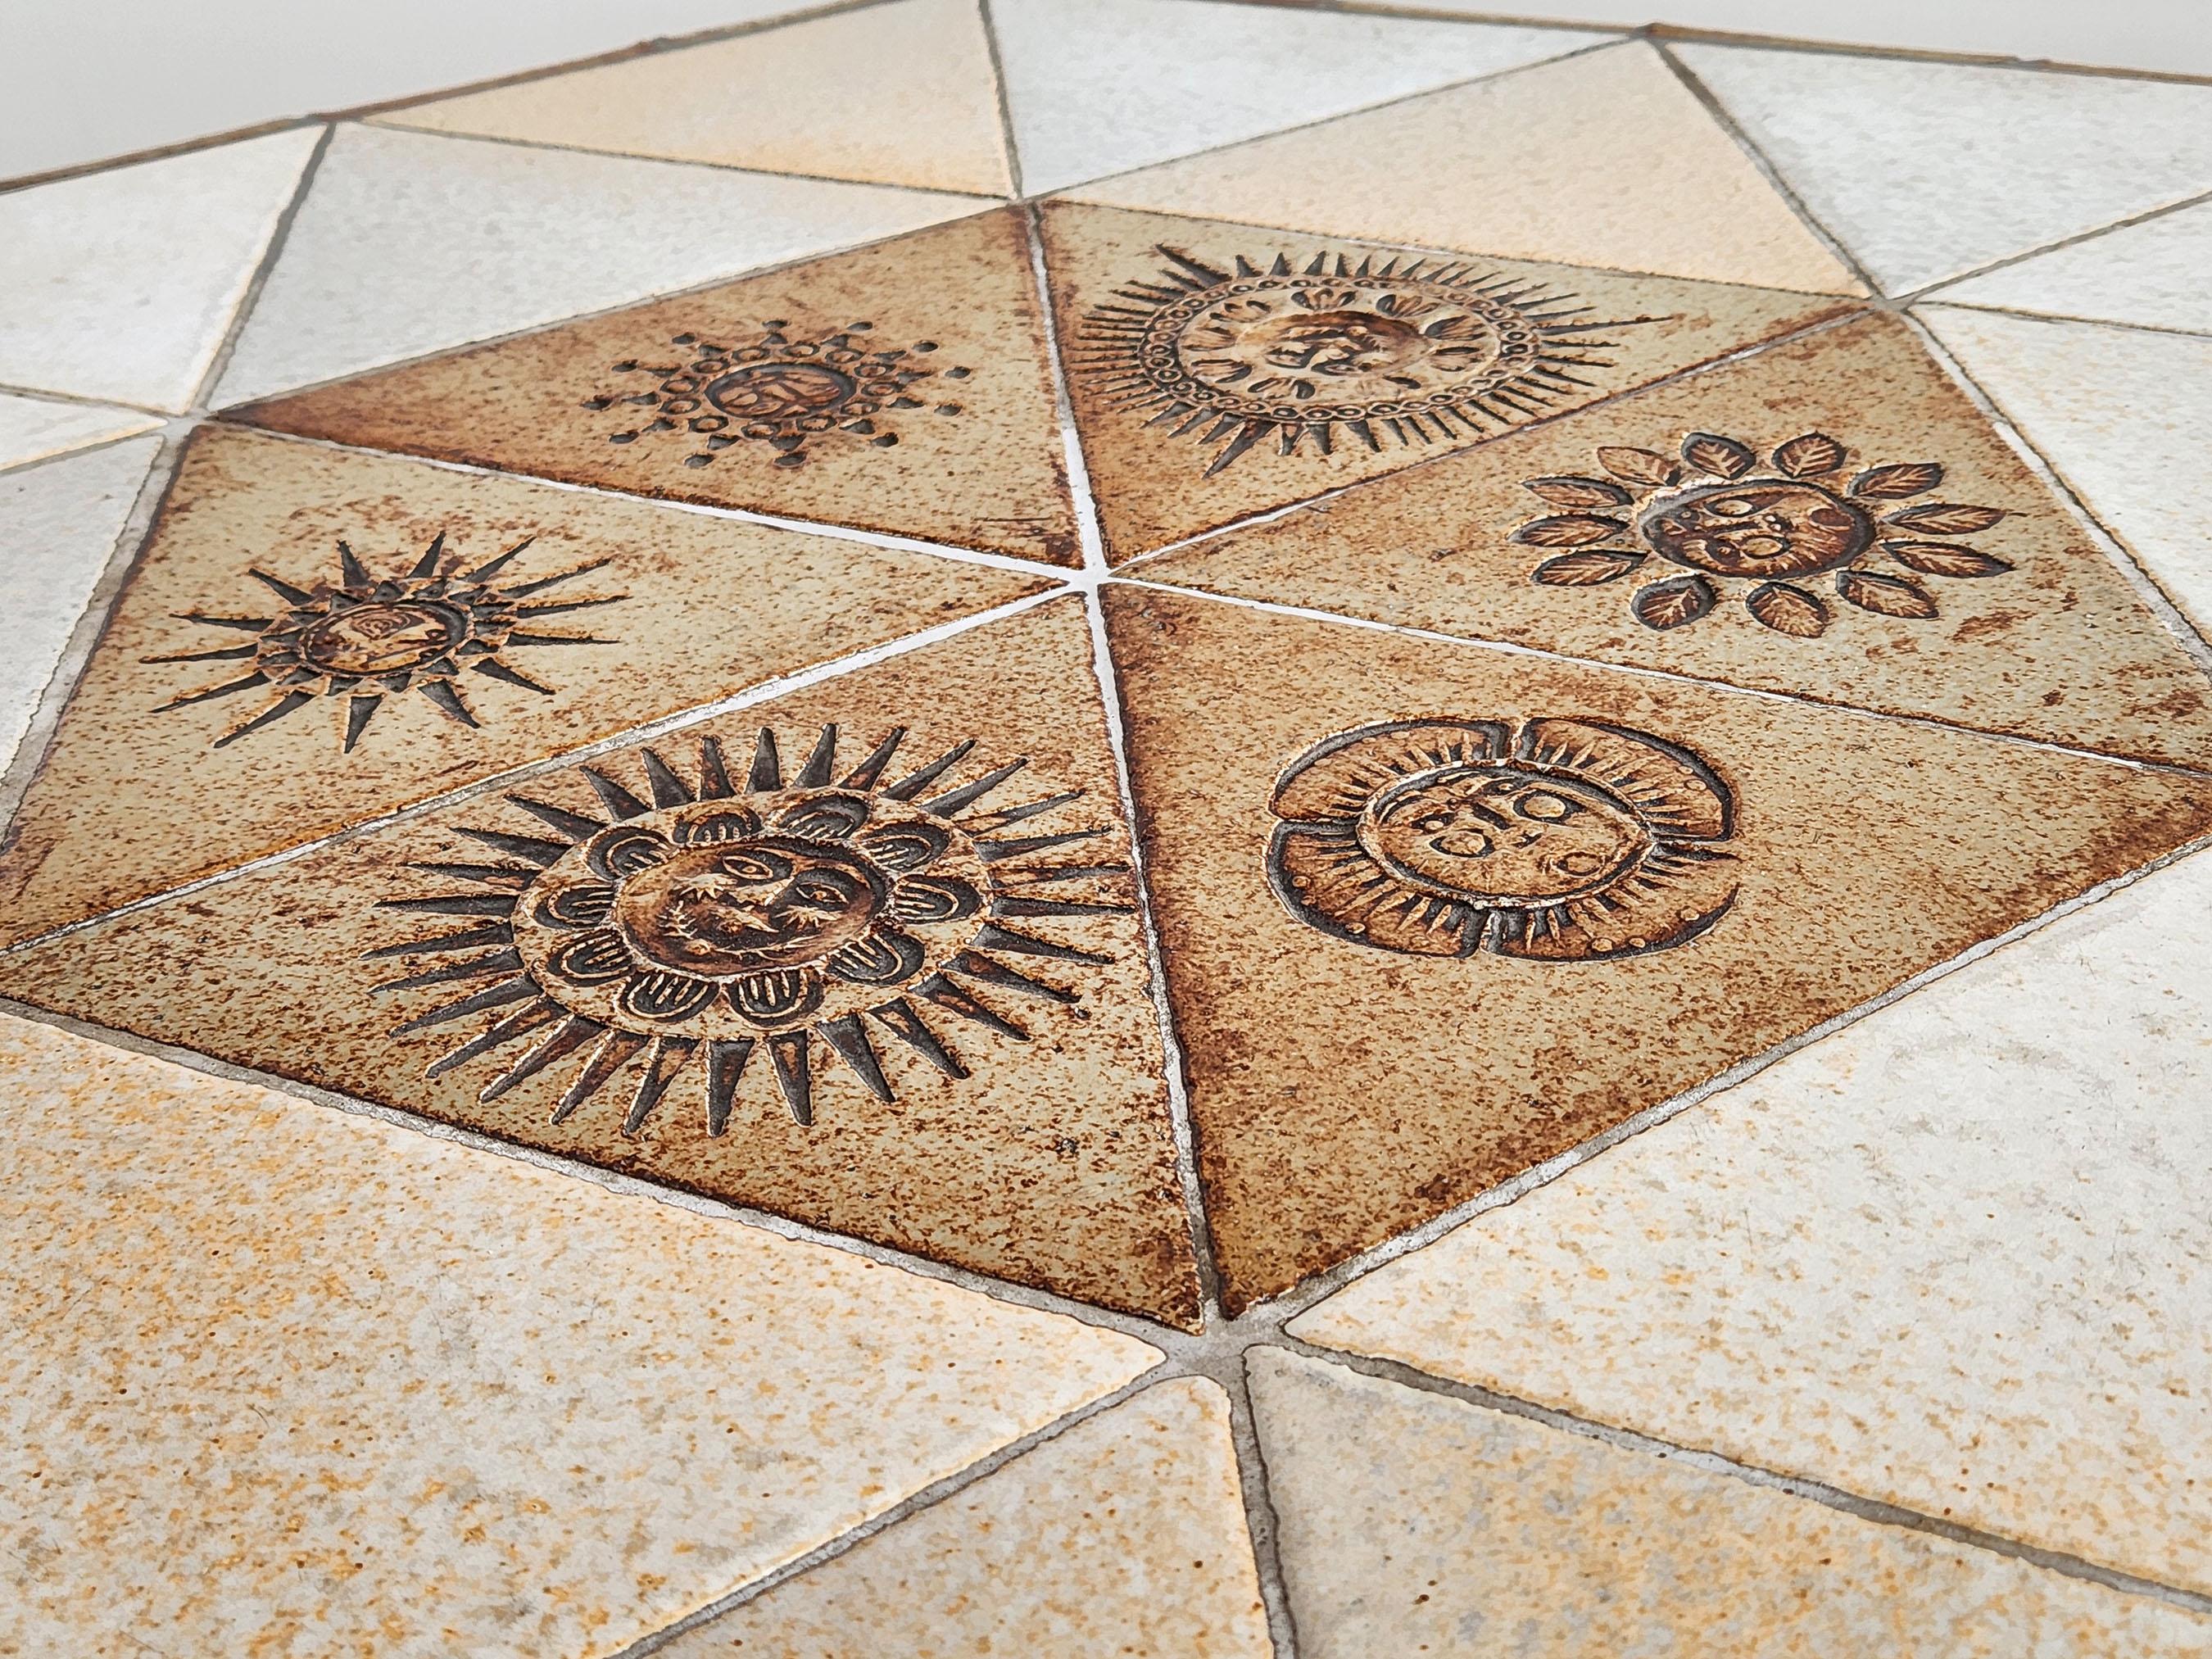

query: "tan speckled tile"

left=0, top=598, right=1203, bottom=1326
left=1063, top=42, right=1865, bottom=297
left=1042, top=199, right=1857, bottom=561
left=662, top=1377, right=1271, bottom=1657
left=1135, top=311, right=2212, bottom=769
left=0, top=1011, right=1159, bottom=1659
left=1102, top=583, right=2212, bottom=1310
left=232, top=208, right=1084, bottom=566
left=1290, top=842, right=2212, bottom=1594
left=1249, top=1349, right=2212, bottom=1658
left=0, top=424, right=1049, bottom=949
left=374, top=0, right=1015, bottom=196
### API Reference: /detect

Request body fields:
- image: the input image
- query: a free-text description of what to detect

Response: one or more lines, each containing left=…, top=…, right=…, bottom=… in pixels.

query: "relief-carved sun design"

left=371, top=725, right=1127, bottom=1131
left=1267, top=718, right=1738, bottom=962
left=585, top=320, right=971, bottom=469
left=146, top=534, right=625, bottom=750
left=1075, top=246, right=1661, bottom=475
left=1515, top=432, right=2014, bottom=636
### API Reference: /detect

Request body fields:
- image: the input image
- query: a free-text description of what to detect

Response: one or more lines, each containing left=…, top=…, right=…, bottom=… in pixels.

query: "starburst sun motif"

left=147, top=534, right=625, bottom=750
left=1516, top=431, right=2014, bottom=637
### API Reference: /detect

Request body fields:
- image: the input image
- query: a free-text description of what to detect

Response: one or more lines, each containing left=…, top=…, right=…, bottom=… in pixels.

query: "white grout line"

left=1902, top=181, right=2212, bottom=307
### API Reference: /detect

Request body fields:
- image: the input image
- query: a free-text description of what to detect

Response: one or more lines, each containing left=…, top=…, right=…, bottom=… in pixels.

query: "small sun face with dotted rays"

left=144, top=534, right=627, bottom=750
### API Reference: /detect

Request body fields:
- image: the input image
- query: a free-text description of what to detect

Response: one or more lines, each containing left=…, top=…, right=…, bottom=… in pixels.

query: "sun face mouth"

left=295, top=600, right=469, bottom=676
left=1639, top=479, right=1874, bottom=579
left=1357, top=764, right=1648, bottom=906
left=613, top=837, right=888, bottom=975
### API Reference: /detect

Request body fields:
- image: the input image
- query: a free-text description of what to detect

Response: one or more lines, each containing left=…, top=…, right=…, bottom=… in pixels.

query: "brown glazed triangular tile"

left=0, top=597, right=1202, bottom=1326
left=0, top=425, right=1050, bottom=950
left=1102, top=584, right=2212, bottom=1312
left=229, top=208, right=1083, bottom=567
left=1134, top=313, right=2212, bottom=770
left=1039, top=200, right=1858, bottom=563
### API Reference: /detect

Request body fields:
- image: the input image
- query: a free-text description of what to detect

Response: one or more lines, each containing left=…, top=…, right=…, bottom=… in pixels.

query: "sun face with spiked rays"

left=369, top=724, right=1128, bottom=1132
left=1267, top=718, right=1738, bottom=963
left=1075, top=245, right=1658, bottom=475
left=586, top=320, right=970, bottom=469
left=146, top=534, right=626, bottom=750
left=1517, top=431, right=2015, bottom=637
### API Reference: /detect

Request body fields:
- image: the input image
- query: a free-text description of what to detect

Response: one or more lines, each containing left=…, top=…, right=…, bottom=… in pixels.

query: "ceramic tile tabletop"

left=7, top=5, right=2211, bottom=1652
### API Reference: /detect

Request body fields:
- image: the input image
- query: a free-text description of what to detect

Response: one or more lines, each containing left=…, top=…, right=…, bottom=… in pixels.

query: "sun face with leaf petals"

left=1515, top=432, right=2014, bottom=637
left=370, top=723, right=1126, bottom=1132
left=147, top=534, right=625, bottom=750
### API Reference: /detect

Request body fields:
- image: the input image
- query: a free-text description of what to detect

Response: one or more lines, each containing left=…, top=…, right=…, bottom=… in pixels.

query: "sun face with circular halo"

left=369, top=723, right=1129, bottom=1132
left=144, top=533, right=626, bottom=750
left=1267, top=718, right=1738, bottom=962
left=1075, top=245, right=1660, bottom=475
left=1515, top=431, right=2015, bottom=637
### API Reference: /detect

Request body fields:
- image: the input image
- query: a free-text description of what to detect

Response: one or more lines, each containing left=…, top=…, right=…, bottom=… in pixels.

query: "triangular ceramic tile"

left=0, top=392, right=160, bottom=471
left=0, top=437, right=161, bottom=778
left=1135, top=312, right=2212, bottom=769
left=1101, top=585, right=2212, bottom=1311
left=0, top=424, right=1049, bottom=949
left=1936, top=199, right=2212, bottom=336
left=211, top=124, right=986, bottom=406
left=1921, top=306, right=2212, bottom=643
left=0, top=598, right=1203, bottom=1326
left=1678, top=44, right=2212, bottom=296
left=232, top=208, right=1085, bottom=566
left=1290, top=845, right=2212, bottom=1593
left=374, top=0, right=1014, bottom=195
left=992, top=0, right=1611, bottom=194
left=0, top=129, right=319, bottom=412
left=0, top=1013, right=1157, bottom=1657
left=1245, top=1351, right=2212, bottom=1655
left=1063, top=43, right=1863, bottom=296
left=663, top=1379, right=1271, bottom=1655
left=1041, top=200, right=1857, bottom=561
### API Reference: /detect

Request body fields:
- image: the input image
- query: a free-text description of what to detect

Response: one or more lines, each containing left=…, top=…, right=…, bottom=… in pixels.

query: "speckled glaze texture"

left=1135, top=312, right=2212, bottom=768
left=1042, top=198, right=1856, bottom=561
left=0, top=1013, right=1158, bottom=1659
left=669, top=1378, right=1271, bottom=1656
left=1293, top=844, right=2212, bottom=1593
left=0, top=599, right=1203, bottom=1326
left=1104, top=583, right=2212, bottom=1309
left=1249, top=1350, right=2212, bottom=1658
left=233, top=209, right=1084, bottom=565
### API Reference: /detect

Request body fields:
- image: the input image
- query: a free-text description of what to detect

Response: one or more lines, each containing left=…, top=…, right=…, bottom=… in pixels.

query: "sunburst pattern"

left=146, top=533, right=625, bottom=750
left=369, top=724, right=1130, bottom=1131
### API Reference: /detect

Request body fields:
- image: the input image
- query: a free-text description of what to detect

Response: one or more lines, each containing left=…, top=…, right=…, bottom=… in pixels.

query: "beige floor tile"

left=1291, top=842, right=2212, bottom=1593
left=1249, top=1349, right=2212, bottom=1658
left=1042, top=199, right=1857, bottom=561
left=0, top=392, right=161, bottom=472
left=1134, top=312, right=2212, bottom=769
left=234, top=208, right=1084, bottom=566
left=1920, top=305, right=2212, bottom=646
left=664, top=1378, right=1271, bottom=1657
left=1678, top=43, right=2212, bottom=296
left=1063, top=42, right=1864, bottom=296
left=375, top=0, right=1013, bottom=196
left=0, top=598, right=1203, bottom=1326
left=1936, top=199, right=2212, bottom=337
left=0, top=424, right=1049, bottom=949
left=1103, top=583, right=2212, bottom=1310
left=0, top=1012, right=1158, bottom=1659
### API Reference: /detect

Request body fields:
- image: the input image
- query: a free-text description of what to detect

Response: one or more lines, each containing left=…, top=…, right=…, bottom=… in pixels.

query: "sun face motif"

left=371, top=724, right=1126, bottom=1131
left=1516, top=432, right=2014, bottom=637
left=1074, top=246, right=1659, bottom=475
left=1267, top=718, right=1738, bottom=962
left=146, top=534, right=625, bottom=750
left=585, top=320, right=971, bottom=469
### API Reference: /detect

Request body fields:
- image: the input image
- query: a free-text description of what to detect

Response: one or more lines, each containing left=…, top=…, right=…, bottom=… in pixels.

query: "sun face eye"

left=716, top=850, right=790, bottom=884
left=791, top=872, right=858, bottom=908
left=1707, top=496, right=1757, bottom=519
left=1515, top=790, right=1584, bottom=823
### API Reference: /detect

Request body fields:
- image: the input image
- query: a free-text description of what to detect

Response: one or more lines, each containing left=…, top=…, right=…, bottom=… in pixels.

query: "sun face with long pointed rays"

left=369, top=724, right=1129, bottom=1133
left=1267, top=718, right=1738, bottom=962
left=1074, top=245, right=1661, bottom=475
left=145, top=534, right=627, bottom=750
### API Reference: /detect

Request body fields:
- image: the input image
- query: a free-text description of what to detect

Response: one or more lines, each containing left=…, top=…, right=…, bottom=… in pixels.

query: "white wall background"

left=4, top=0, right=2208, bottom=184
